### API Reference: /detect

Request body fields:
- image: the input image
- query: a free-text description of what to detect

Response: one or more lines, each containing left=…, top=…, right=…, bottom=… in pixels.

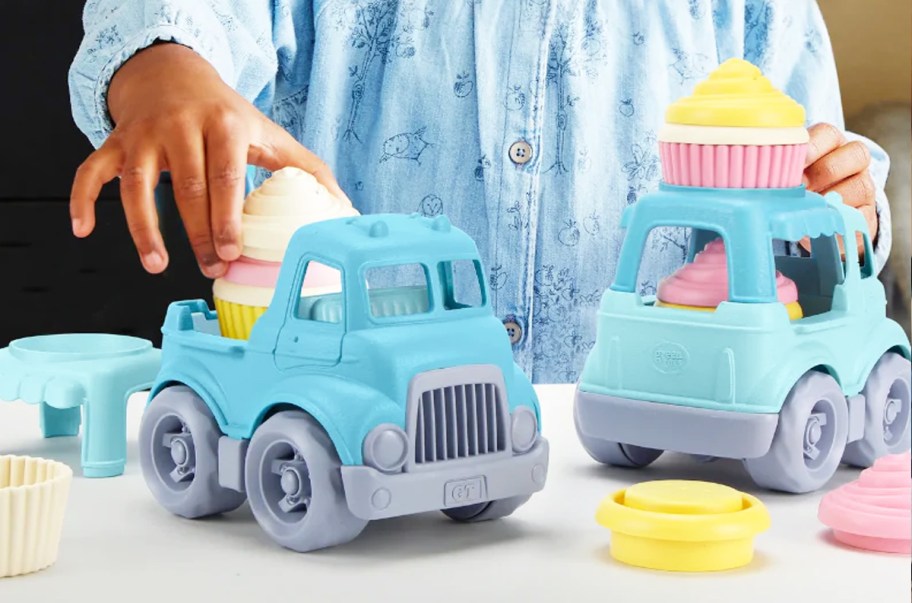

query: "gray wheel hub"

left=273, top=456, right=312, bottom=514
left=803, top=412, right=826, bottom=462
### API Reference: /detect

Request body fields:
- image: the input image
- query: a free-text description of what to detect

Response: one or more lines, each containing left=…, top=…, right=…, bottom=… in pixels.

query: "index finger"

left=249, top=119, right=350, bottom=203
left=805, top=123, right=848, bottom=167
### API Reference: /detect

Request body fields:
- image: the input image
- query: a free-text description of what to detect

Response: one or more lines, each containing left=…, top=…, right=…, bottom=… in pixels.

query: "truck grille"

left=414, top=382, right=508, bottom=464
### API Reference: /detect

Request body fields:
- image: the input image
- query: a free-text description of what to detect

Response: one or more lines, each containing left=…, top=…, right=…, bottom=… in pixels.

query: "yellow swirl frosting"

left=665, top=58, right=806, bottom=128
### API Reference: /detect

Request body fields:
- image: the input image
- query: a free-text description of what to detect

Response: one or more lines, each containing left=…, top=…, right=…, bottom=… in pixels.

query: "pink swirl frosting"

left=818, top=452, right=912, bottom=554
left=656, top=238, right=799, bottom=307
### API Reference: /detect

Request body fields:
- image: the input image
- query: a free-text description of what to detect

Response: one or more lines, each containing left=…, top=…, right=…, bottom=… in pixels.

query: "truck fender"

left=511, top=364, right=542, bottom=429
left=255, top=375, right=402, bottom=466
left=151, top=360, right=231, bottom=428
left=765, top=352, right=842, bottom=414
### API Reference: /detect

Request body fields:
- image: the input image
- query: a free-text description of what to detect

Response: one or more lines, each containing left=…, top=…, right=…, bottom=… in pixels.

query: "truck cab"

left=139, top=214, right=548, bottom=552
left=574, top=184, right=910, bottom=493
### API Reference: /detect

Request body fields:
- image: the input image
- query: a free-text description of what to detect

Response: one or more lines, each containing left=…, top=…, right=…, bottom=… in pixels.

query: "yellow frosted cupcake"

left=213, top=167, right=358, bottom=339
left=659, top=58, right=809, bottom=188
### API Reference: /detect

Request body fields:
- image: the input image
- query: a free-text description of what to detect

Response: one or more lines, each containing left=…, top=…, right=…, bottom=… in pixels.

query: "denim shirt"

left=70, top=0, right=892, bottom=383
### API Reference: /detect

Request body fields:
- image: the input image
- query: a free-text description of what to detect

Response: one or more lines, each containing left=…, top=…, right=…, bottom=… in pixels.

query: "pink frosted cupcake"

left=659, top=58, right=809, bottom=188
left=213, top=167, right=358, bottom=339
left=656, top=238, right=803, bottom=320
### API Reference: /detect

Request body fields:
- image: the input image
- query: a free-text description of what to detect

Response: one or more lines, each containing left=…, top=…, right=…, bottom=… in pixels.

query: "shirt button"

left=508, top=140, right=533, bottom=165
left=503, top=319, right=523, bottom=344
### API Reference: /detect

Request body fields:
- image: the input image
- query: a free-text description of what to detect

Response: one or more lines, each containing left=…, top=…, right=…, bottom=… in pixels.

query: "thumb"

left=248, top=119, right=351, bottom=204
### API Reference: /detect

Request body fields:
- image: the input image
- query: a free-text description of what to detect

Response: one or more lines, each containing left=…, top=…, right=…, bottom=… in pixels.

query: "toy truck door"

left=275, top=259, right=345, bottom=369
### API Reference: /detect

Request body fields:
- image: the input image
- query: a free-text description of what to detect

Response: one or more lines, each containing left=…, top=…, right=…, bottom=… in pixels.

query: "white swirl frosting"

left=241, top=167, right=359, bottom=261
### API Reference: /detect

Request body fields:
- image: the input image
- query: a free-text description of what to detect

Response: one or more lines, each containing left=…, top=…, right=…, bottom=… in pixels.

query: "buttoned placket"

left=470, top=2, right=556, bottom=376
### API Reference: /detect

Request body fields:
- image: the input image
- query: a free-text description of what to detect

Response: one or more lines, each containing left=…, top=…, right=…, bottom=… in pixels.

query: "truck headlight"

left=363, top=424, right=409, bottom=473
left=511, top=407, right=538, bottom=454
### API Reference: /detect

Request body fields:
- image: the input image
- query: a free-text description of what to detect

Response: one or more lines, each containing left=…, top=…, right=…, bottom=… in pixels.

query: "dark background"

left=0, top=3, right=209, bottom=347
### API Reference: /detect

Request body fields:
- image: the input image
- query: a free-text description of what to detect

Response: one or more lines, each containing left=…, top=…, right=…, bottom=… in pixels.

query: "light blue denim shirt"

left=70, top=0, right=892, bottom=383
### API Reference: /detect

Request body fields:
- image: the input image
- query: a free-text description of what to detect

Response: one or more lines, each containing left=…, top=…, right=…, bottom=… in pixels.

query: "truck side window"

left=858, top=233, right=874, bottom=279
left=439, top=259, right=485, bottom=309
left=364, top=264, right=431, bottom=319
left=295, top=261, right=343, bottom=323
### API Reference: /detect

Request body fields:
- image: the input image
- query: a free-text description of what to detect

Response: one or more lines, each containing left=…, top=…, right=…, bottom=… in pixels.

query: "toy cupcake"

left=656, top=238, right=803, bottom=320
left=0, top=455, right=72, bottom=577
left=213, top=167, right=358, bottom=339
left=659, top=58, right=809, bottom=188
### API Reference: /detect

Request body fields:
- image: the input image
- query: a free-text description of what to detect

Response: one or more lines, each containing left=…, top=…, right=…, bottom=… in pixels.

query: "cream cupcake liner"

left=0, top=455, right=72, bottom=578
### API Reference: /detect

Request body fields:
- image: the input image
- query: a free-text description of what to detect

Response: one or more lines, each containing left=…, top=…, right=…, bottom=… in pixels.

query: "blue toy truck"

left=574, top=184, right=911, bottom=493
left=139, top=214, right=548, bottom=551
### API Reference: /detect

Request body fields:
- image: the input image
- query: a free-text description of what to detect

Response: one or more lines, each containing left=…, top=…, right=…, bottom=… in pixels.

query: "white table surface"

left=0, top=385, right=908, bottom=603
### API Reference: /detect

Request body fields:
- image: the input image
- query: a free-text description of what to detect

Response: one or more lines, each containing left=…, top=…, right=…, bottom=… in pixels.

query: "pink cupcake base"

left=660, top=142, right=807, bottom=188
left=222, top=256, right=340, bottom=289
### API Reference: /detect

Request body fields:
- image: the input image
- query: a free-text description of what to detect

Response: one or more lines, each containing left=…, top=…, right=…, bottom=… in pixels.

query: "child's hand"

left=804, top=123, right=878, bottom=245
left=70, top=43, right=347, bottom=278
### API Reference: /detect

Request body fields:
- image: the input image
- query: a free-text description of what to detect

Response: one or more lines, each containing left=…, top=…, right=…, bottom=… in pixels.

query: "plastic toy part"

left=214, top=166, right=356, bottom=339
left=659, top=58, right=809, bottom=188
left=575, top=57, right=912, bottom=493
left=656, top=238, right=803, bottom=319
left=0, top=455, right=72, bottom=578
left=596, top=480, right=770, bottom=572
left=0, top=334, right=161, bottom=477
left=143, top=214, right=548, bottom=552
left=818, top=452, right=912, bottom=554
left=662, top=58, right=807, bottom=129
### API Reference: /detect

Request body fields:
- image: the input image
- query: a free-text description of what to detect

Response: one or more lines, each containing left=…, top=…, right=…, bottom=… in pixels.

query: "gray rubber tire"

left=843, top=352, right=912, bottom=467
left=573, top=405, right=663, bottom=468
left=744, top=372, right=848, bottom=493
left=442, top=495, right=531, bottom=522
left=245, top=411, right=367, bottom=552
left=139, top=385, right=246, bottom=518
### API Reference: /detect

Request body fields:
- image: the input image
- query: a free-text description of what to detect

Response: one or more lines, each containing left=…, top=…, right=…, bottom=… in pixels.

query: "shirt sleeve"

left=68, top=0, right=280, bottom=149
left=741, top=0, right=892, bottom=272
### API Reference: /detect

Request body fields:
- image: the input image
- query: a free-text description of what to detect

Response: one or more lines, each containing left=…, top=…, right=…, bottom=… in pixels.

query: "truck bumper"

left=340, top=439, right=549, bottom=521
left=575, top=388, right=779, bottom=459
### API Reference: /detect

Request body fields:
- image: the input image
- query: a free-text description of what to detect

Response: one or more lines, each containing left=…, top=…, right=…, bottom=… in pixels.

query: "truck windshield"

left=362, top=259, right=486, bottom=321
left=364, top=263, right=432, bottom=319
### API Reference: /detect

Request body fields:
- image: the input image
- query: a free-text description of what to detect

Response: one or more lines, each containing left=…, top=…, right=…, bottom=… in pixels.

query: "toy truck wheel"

left=245, top=411, right=367, bottom=552
left=442, top=495, right=531, bottom=522
left=139, top=386, right=246, bottom=518
left=843, top=352, right=912, bottom=467
left=743, top=372, right=848, bottom=493
left=573, top=407, right=663, bottom=468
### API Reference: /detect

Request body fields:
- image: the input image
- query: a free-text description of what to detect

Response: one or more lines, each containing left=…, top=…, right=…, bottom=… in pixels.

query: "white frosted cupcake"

left=214, top=167, right=358, bottom=339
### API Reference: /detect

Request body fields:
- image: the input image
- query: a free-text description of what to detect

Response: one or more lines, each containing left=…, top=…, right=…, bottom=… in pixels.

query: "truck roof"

left=612, top=185, right=863, bottom=303
left=621, top=184, right=847, bottom=244
left=284, top=213, right=481, bottom=267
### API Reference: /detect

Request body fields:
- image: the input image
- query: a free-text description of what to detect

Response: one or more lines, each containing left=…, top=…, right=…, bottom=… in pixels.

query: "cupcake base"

left=214, top=298, right=267, bottom=340
left=0, top=456, right=72, bottom=578
left=655, top=299, right=803, bottom=320
left=659, top=142, right=807, bottom=188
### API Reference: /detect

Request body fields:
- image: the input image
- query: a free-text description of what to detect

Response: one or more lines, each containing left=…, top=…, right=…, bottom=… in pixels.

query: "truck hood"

left=340, top=313, right=517, bottom=407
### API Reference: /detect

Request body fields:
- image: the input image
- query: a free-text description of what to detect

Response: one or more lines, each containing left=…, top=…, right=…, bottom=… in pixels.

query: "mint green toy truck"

left=574, top=184, right=911, bottom=493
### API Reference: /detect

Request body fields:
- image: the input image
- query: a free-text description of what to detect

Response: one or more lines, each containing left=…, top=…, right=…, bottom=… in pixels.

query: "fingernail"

left=218, top=242, right=241, bottom=261
left=72, top=219, right=85, bottom=236
left=144, top=251, right=166, bottom=272
left=201, top=261, right=227, bottom=279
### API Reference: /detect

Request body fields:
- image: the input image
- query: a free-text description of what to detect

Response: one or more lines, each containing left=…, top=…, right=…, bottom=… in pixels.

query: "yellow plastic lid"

left=596, top=480, right=770, bottom=572
left=665, top=58, right=806, bottom=128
